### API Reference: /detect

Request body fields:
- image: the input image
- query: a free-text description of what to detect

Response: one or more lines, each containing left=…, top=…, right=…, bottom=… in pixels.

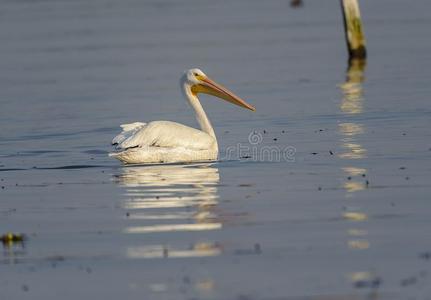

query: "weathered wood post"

left=340, top=0, right=367, bottom=59
left=290, top=0, right=303, bottom=8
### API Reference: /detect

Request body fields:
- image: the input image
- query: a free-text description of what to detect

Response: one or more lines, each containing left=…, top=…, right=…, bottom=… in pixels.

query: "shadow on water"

left=114, top=163, right=223, bottom=259
left=0, top=165, right=104, bottom=171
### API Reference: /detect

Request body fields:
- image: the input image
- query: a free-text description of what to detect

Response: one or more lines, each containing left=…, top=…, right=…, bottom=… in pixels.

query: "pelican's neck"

left=181, top=81, right=217, bottom=141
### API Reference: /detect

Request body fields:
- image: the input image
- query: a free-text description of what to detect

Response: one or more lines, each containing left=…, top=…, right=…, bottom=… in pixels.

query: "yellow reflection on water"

left=342, top=167, right=366, bottom=176
left=343, top=181, right=365, bottom=192
left=195, top=278, right=215, bottom=293
left=339, top=59, right=366, bottom=115
left=349, top=271, right=377, bottom=283
left=115, top=163, right=222, bottom=259
left=338, top=59, right=367, bottom=162
left=338, top=124, right=367, bottom=160
left=343, top=212, right=368, bottom=221
left=338, top=123, right=364, bottom=136
left=338, top=149, right=367, bottom=160
left=348, top=240, right=370, bottom=250
left=338, top=59, right=370, bottom=257
left=345, top=210, right=369, bottom=251
left=347, top=229, right=368, bottom=236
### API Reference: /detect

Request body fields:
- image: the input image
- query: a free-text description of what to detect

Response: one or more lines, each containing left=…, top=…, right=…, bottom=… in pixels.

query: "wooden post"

left=290, top=0, right=303, bottom=8
left=340, top=0, right=367, bottom=59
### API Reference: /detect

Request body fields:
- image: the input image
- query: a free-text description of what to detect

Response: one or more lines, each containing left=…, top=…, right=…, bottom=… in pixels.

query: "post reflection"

left=338, top=59, right=367, bottom=161
left=339, top=59, right=368, bottom=196
left=114, top=163, right=222, bottom=259
left=338, top=58, right=378, bottom=293
left=338, top=59, right=370, bottom=254
left=339, top=59, right=368, bottom=194
left=339, top=59, right=366, bottom=115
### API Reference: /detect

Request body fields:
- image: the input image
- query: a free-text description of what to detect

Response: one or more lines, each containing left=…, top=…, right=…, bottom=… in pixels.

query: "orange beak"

left=191, top=77, right=256, bottom=111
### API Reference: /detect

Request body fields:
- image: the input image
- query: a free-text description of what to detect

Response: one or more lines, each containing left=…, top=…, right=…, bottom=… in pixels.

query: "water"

left=1, top=0, right=431, bottom=299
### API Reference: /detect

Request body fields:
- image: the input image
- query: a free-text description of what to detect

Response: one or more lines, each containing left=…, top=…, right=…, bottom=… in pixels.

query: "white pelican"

left=110, top=68, right=255, bottom=164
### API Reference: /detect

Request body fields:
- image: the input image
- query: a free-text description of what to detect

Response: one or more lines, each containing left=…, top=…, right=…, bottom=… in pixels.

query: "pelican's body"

left=110, top=120, right=218, bottom=164
left=110, top=68, right=255, bottom=164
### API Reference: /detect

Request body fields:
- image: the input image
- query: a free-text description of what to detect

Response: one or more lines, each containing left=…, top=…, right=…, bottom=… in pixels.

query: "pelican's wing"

left=114, top=121, right=215, bottom=150
left=112, top=122, right=147, bottom=145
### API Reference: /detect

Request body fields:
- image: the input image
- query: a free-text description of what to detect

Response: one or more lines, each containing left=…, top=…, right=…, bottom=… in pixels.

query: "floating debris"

left=350, top=271, right=381, bottom=289
left=355, top=277, right=381, bottom=289
left=234, top=243, right=262, bottom=255
left=400, top=276, right=417, bottom=287
left=238, top=183, right=254, bottom=187
left=1, top=232, right=26, bottom=246
left=419, top=251, right=431, bottom=260
left=182, top=276, right=191, bottom=285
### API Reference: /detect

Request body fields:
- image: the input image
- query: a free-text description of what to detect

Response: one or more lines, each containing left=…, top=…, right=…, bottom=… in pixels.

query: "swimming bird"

left=110, top=68, right=255, bottom=164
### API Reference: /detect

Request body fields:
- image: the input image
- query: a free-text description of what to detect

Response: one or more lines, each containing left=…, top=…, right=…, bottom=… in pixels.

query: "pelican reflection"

left=114, top=163, right=222, bottom=259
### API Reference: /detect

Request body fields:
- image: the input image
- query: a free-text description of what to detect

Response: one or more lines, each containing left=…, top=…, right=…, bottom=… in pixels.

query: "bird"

left=109, top=68, right=255, bottom=164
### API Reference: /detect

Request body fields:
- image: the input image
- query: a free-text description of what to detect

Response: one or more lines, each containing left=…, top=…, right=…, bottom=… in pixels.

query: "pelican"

left=110, top=68, right=255, bottom=164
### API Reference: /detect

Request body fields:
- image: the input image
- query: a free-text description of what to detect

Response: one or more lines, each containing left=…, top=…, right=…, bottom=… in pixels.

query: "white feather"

left=117, top=121, right=215, bottom=150
left=111, top=122, right=146, bottom=146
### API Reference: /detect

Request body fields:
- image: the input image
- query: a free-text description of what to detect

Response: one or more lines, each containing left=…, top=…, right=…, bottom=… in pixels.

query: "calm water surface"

left=1, top=0, right=431, bottom=299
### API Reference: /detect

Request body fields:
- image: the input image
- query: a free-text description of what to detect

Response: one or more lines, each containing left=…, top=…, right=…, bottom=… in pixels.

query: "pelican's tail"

left=111, top=122, right=146, bottom=146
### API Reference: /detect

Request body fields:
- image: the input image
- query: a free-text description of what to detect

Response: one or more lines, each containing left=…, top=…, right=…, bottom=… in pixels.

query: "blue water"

left=1, top=0, right=431, bottom=299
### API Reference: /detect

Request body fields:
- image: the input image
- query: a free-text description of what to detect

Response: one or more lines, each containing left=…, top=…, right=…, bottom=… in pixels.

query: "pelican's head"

left=183, top=68, right=255, bottom=111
